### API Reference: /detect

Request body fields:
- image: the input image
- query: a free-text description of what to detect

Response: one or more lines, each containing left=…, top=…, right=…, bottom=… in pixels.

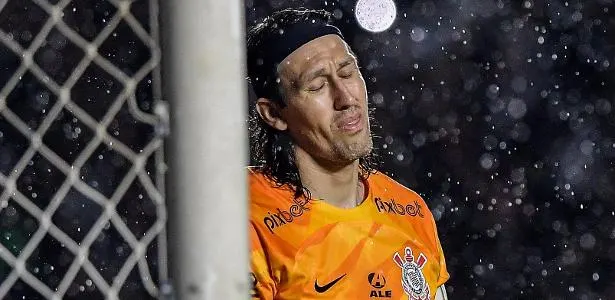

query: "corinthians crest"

left=393, top=247, right=430, bottom=300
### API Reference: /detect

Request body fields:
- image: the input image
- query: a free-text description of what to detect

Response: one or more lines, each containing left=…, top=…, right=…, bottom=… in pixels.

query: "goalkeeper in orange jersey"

left=246, top=7, right=449, bottom=300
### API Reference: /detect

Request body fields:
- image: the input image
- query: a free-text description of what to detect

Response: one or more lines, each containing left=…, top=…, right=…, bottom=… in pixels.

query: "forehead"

left=278, top=34, right=352, bottom=78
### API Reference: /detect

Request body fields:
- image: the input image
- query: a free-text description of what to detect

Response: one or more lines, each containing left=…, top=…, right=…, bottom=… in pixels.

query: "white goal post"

left=161, top=0, right=249, bottom=299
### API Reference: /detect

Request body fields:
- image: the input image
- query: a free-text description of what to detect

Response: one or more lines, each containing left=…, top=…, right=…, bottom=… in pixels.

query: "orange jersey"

left=249, top=169, right=449, bottom=299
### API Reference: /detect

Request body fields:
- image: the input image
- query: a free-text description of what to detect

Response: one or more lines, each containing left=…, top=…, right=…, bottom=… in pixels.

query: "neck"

left=294, top=146, right=365, bottom=209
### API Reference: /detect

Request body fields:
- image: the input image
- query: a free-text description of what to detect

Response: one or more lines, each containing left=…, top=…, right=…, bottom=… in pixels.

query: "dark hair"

left=246, top=8, right=379, bottom=199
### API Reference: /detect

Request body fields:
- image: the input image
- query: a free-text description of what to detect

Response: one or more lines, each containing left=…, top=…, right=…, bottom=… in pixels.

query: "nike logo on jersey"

left=314, top=274, right=346, bottom=293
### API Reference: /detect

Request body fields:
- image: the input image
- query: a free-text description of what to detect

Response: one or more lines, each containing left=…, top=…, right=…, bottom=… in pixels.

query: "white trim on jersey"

left=435, top=284, right=448, bottom=300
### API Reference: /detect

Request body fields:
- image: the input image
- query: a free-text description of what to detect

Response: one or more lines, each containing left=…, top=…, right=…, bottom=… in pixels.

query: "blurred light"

left=410, top=27, right=426, bottom=42
left=354, top=0, right=397, bottom=33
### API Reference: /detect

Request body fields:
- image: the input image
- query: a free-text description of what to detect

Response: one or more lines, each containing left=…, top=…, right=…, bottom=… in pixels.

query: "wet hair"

left=246, top=7, right=379, bottom=199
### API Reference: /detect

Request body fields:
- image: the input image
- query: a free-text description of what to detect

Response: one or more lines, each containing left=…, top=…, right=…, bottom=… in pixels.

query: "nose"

left=331, top=77, right=356, bottom=111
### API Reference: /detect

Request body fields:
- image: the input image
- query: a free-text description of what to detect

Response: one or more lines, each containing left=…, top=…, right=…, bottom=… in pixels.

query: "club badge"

left=393, top=246, right=430, bottom=300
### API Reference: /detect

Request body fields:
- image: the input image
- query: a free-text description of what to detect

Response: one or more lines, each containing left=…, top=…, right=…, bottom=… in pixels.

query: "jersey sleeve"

left=403, top=185, right=450, bottom=287
left=250, top=222, right=276, bottom=299
left=430, top=215, right=450, bottom=287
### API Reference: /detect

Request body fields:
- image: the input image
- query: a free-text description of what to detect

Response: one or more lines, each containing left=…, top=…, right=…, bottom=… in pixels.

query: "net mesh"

left=0, top=0, right=168, bottom=298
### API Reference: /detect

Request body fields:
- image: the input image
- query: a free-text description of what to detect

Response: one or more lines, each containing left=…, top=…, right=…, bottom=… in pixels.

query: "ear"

left=255, top=98, right=288, bottom=131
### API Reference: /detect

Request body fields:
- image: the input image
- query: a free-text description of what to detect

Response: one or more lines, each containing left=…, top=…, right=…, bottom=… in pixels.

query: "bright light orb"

left=354, top=0, right=397, bottom=33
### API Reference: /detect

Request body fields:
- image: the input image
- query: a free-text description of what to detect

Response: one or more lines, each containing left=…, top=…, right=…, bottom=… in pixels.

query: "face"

left=258, top=34, right=372, bottom=167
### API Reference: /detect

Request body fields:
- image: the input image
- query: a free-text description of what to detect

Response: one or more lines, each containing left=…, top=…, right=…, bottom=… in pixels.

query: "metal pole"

left=161, top=0, right=248, bottom=299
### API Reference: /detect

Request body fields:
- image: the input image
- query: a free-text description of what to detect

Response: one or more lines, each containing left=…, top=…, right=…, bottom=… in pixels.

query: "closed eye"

left=338, top=66, right=356, bottom=78
left=339, top=70, right=354, bottom=78
left=307, top=80, right=327, bottom=91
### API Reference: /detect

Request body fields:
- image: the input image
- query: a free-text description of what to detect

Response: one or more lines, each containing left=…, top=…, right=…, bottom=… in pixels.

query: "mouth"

left=337, top=113, right=363, bottom=134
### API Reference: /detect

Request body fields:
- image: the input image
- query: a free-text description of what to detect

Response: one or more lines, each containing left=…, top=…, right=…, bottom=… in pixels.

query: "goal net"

left=0, top=0, right=168, bottom=298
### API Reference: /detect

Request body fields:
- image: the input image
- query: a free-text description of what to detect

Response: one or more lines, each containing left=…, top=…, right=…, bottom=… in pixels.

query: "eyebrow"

left=300, top=56, right=357, bottom=84
left=337, top=56, right=356, bottom=69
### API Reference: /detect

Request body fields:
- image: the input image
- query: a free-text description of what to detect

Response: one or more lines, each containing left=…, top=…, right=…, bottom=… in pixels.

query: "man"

left=246, top=7, right=449, bottom=299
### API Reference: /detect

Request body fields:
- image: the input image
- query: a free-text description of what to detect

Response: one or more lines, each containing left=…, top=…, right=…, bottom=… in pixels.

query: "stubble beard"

left=331, top=129, right=374, bottom=163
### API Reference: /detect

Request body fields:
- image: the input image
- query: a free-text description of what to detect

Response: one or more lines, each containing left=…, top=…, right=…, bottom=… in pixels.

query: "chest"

left=262, top=213, right=440, bottom=300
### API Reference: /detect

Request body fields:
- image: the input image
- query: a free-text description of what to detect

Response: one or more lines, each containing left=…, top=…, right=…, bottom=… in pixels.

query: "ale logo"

left=368, top=272, right=386, bottom=288
left=367, top=271, right=392, bottom=298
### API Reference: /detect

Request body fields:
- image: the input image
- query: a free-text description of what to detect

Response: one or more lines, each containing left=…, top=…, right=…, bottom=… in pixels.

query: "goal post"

left=161, top=0, right=249, bottom=299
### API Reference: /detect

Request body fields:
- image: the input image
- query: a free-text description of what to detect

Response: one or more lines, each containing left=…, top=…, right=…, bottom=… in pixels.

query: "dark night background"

left=245, top=0, right=615, bottom=299
left=0, top=0, right=614, bottom=299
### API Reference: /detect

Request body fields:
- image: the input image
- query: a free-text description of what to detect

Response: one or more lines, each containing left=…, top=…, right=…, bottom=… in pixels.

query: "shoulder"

left=247, top=166, right=268, bottom=189
left=368, top=171, right=426, bottom=203
left=367, top=171, right=431, bottom=220
left=247, top=166, right=294, bottom=210
left=248, top=166, right=277, bottom=194
left=247, top=167, right=308, bottom=237
left=247, top=166, right=290, bottom=196
left=369, top=171, right=445, bottom=251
